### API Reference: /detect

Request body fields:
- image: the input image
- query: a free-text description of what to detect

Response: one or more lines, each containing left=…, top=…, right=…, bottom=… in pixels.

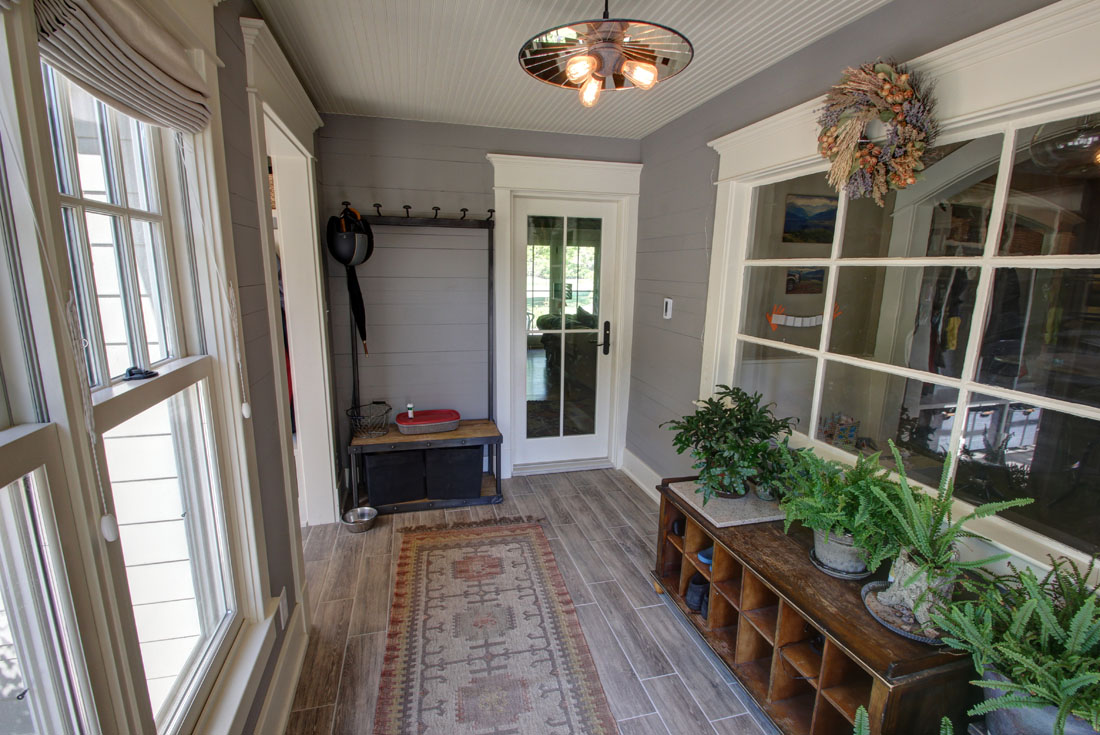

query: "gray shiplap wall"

left=213, top=1, right=292, bottom=731
left=626, top=0, right=1058, bottom=478
left=316, top=116, right=640, bottom=466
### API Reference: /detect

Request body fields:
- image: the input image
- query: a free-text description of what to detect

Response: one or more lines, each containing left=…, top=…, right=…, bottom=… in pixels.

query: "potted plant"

left=930, top=557, right=1100, bottom=735
left=865, top=441, right=1032, bottom=636
left=663, top=385, right=794, bottom=504
left=779, top=448, right=900, bottom=578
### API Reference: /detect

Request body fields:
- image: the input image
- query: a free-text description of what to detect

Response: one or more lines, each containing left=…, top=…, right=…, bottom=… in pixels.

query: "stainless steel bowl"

left=341, top=506, right=378, bottom=533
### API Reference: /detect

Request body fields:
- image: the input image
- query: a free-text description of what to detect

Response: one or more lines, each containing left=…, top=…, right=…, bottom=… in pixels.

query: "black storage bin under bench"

left=425, top=446, right=483, bottom=499
left=364, top=450, right=426, bottom=505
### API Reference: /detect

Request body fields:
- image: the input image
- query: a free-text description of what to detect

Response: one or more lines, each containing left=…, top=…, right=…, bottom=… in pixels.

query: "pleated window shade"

left=3, top=0, right=212, bottom=132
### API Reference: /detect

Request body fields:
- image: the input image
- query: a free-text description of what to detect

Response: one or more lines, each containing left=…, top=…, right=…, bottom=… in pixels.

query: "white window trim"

left=701, top=0, right=1100, bottom=572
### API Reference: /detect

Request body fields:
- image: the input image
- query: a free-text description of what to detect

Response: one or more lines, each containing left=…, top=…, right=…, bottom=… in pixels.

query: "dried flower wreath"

left=817, top=61, right=938, bottom=206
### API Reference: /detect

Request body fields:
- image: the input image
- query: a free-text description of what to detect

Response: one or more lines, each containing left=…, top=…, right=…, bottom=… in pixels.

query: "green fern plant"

left=930, top=557, right=1100, bottom=734
left=662, top=385, right=794, bottom=503
left=852, top=706, right=954, bottom=734
left=779, top=448, right=901, bottom=572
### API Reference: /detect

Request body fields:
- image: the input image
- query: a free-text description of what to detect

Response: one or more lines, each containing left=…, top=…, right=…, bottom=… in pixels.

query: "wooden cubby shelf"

left=652, top=478, right=973, bottom=735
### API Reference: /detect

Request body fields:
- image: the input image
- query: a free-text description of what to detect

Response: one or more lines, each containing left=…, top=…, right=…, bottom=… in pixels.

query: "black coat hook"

left=373, top=203, right=382, bottom=216
left=403, top=205, right=411, bottom=218
left=432, top=206, right=440, bottom=219
left=486, top=208, right=495, bottom=221
left=342, top=200, right=351, bottom=207
left=460, top=208, right=468, bottom=220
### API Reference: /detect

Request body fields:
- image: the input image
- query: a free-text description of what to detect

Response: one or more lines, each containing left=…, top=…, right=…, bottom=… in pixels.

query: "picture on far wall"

left=786, top=267, right=825, bottom=294
left=782, top=194, right=838, bottom=243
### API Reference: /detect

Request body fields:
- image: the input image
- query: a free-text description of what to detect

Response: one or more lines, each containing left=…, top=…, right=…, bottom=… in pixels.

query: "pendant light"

left=518, top=0, right=693, bottom=109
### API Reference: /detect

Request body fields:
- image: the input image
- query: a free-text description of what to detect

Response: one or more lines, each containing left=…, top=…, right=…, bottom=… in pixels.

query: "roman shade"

left=11, top=0, right=211, bottom=132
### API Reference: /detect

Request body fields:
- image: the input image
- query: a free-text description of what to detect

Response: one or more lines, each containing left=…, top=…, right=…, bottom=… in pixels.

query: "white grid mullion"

left=149, top=130, right=183, bottom=361
left=807, top=191, right=848, bottom=436
left=958, top=381, right=1100, bottom=424
left=69, top=205, right=110, bottom=385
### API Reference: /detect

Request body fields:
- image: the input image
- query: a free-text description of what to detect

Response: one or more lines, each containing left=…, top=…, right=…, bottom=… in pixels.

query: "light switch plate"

left=662, top=298, right=673, bottom=319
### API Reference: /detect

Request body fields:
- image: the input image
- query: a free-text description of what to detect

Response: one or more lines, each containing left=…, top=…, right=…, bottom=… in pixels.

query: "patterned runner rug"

left=374, top=523, right=619, bottom=734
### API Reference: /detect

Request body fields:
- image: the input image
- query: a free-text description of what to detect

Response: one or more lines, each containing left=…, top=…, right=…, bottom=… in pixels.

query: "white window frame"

left=701, top=0, right=1100, bottom=572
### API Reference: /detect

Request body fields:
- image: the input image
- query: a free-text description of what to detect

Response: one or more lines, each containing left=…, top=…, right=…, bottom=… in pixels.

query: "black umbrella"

left=326, top=201, right=374, bottom=355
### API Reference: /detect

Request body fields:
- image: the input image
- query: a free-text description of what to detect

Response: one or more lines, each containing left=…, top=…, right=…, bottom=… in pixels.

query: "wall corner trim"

left=253, top=602, right=309, bottom=735
left=621, top=448, right=662, bottom=505
left=193, top=607, right=277, bottom=734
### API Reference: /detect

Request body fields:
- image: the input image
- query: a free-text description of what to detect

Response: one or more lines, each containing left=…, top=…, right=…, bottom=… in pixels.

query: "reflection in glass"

left=956, top=394, right=1099, bottom=553
left=1000, top=115, right=1100, bottom=256
left=818, top=361, right=957, bottom=487
left=119, top=117, right=157, bottom=212
left=563, top=333, right=597, bottom=436
left=840, top=135, right=1004, bottom=258
left=526, top=216, right=563, bottom=329
left=132, top=220, right=169, bottom=363
left=565, top=217, right=600, bottom=319
left=749, top=172, right=837, bottom=259
left=741, top=265, right=827, bottom=349
left=85, top=211, right=131, bottom=376
left=829, top=265, right=977, bottom=378
left=527, top=332, right=560, bottom=438
left=68, top=83, right=116, bottom=204
left=977, top=268, right=1100, bottom=408
left=737, top=342, right=815, bottom=432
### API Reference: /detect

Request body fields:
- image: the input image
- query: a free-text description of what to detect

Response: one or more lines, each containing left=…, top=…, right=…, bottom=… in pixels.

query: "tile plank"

left=578, top=478, right=630, bottom=528
left=711, top=715, right=767, bottom=735
left=590, top=581, right=673, bottom=678
left=284, top=705, right=334, bottom=735
left=320, top=533, right=364, bottom=602
left=502, top=476, right=534, bottom=495
left=292, top=599, right=353, bottom=710
left=548, top=538, right=594, bottom=606
left=535, top=491, right=576, bottom=527
left=303, top=523, right=339, bottom=562
left=511, top=493, right=554, bottom=537
left=555, top=523, right=613, bottom=584
left=356, top=514, right=393, bottom=557
left=574, top=602, right=655, bottom=721
left=303, top=560, right=329, bottom=618
left=332, top=632, right=386, bottom=735
left=590, top=537, right=663, bottom=609
left=617, top=713, right=671, bottom=735
left=642, top=674, right=716, bottom=735
left=611, top=522, right=657, bottom=571
left=349, top=554, right=392, bottom=636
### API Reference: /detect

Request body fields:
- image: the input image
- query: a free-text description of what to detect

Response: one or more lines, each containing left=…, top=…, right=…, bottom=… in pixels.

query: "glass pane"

left=85, top=211, right=131, bottom=377
left=749, top=172, right=837, bottom=259
left=60, top=209, right=100, bottom=386
left=741, top=265, right=828, bottom=349
left=818, top=361, right=958, bottom=487
left=563, top=333, right=596, bottom=436
left=526, top=216, right=563, bottom=329
left=1000, top=115, right=1100, bottom=255
left=829, top=265, right=978, bottom=379
left=977, top=268, right=1100, bottom=408
left=840, top=134, right=1004, bottom=258
left=118, top=117, right=158, bottom=212
left=737, top=342, right=815, bottom=433
left=68, top=84, right=116, bottom=205
left=102, top=383, right=231, bottom=722
left=0, top=472, right=88, bottom=734
left=132, top=220, right=170, bottom=362
left=40, top=66, right=75, bottom=197
left=957, top=394, right=1100, bottom=554
left=564, top=217, right=600, bottom=321
left=527, top=332, right=559, bottom=438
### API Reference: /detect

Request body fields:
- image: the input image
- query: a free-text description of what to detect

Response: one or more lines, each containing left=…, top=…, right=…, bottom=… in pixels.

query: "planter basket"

left=348, top=401, right=391, bottom=439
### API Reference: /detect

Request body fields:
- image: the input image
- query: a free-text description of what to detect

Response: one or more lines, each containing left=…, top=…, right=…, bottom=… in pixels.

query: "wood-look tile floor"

left=286, top=470, right=780, bottom=735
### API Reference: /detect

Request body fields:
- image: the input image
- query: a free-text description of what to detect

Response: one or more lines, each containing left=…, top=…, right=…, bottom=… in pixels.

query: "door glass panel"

left=737, top=342, right=815, bottom=434
left=741, top=265, right=828, bottom=349
left=565, top=217, right=600, bottom=320
left=840, top=134, right=1004, bottom=258
left=749, top=172, right=837, bottom=259
left=527, top=332, right=559, bottom=438
left=526, top=216, right=563, bottom=328
left=563, top=333, right=597, bottom=436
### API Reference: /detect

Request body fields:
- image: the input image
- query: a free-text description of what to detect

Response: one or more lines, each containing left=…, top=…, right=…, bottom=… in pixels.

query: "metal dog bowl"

left=341, top=506, right=378, bottom=533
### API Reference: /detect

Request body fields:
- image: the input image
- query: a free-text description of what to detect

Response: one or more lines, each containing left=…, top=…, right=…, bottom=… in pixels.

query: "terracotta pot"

left=812, top=529, right=867, bottom=576
left=876, top=548, right=956, bottom=629
left=983, top=669, right=1096, bottom=735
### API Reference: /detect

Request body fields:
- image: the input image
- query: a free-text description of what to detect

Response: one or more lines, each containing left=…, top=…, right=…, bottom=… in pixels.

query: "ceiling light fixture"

left=518, top=0, right=693, bottom=109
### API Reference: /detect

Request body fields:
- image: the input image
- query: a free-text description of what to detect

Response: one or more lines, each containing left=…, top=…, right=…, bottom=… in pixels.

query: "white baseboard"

left=620, top=449, right=662, bottom=505
left=513, top=457, right=613, bottom=476
left=253, top=601, right=309, bottom=735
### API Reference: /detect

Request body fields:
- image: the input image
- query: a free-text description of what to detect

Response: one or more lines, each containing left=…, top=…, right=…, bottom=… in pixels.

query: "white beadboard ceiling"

left=253, top=0, right=893, bottom=140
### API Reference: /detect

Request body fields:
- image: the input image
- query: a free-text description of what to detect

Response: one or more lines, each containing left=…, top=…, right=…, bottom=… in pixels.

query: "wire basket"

left=348, top=401, right=390, bottom=439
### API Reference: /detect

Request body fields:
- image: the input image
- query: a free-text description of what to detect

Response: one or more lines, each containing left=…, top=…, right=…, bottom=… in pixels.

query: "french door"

left=512, top=198, right=618, bottom=468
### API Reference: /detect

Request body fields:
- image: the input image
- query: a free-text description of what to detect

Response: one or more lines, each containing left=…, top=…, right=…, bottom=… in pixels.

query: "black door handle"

left=589, top=321, right=611, bottom=355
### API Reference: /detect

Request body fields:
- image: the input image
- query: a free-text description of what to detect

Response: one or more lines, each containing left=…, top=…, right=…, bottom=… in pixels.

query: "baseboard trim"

left=513, top=457, right=613, bottom=476
left=253, top=600, right=309, bottom=735
left=621, top=449, right=661, bottom=505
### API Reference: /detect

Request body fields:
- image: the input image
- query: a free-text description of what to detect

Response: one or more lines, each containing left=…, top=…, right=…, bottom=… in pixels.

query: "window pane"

left=59, top=209, right=100, bottom=386
left=40, top=67, right=75, bottom=197
left=957, top=394, right=1099, bottom=554
left=102, top=383, right=232, bottom=723
left=977, top=268, right=1100, bottom=408
left=67, top=84, right=117, bottom=205
left=1000, top=115, right=1100, bottom=255
left=0, top=472, right=88, bottom=734
left=840, top=134, right=1004, bottom=258
left=737, top=342, right=815, bottom=433
left=132, top=220, right=170, bottom=362
left=749, top=172, right=837, bottom=259
left=527, top=332, right=559, bottom=438
left=84, top=211, right=131, bottom=377
left=741, top=265, right=827, bottom=349
left=828, top=265, right=977, bottom=379
left=565, top=217, right=600, bottom=319
left=526, top=216, right=563, bottom=327
left=818, top=361, right=957, bottom=487
left=118, top=118, right=158, bottom=213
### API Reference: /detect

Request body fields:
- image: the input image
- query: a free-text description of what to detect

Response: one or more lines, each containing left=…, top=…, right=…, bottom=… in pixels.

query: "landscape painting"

left=782, top=194, right=838, bottom=244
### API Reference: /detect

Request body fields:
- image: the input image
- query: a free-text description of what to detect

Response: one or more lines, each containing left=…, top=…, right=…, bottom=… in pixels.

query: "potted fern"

left=779, top=449, right=899, bottom=578
left=865, top=441, right=1032, bottom=637
left=931, top=557, right=1100, bottom=735
left=663, top=385, right=794, bottom=504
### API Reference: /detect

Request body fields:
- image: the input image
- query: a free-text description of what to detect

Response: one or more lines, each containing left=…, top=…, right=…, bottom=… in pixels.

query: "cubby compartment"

left=819, top=641, right=873, bottom=724
left=657, top=501, right=686, bottom=591
left=711, top=545, right=742, bottom=609
left=768, top=654, right=817, bottom=734
left=777, top=601, right=824, bottom=686
left=810, top=696, right=852, bottom=735
left=733, top=618, right=773, bottom=704
left=741, top=570, right=779, bottom=644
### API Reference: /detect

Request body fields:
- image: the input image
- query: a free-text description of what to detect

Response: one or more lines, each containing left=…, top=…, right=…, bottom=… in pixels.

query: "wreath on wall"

left=817, top=61, right=938, bottom=206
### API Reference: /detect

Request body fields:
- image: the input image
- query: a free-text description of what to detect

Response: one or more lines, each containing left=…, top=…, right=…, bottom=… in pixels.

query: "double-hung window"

left=733, top=113, right=1100, bottom=556
left=41, top=64, right=239, bottom=731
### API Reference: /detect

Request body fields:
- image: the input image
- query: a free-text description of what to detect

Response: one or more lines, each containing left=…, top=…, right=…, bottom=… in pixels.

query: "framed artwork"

left=782, top=194, right=838, bottom=243
left=786, top=267, right=825, bottom=294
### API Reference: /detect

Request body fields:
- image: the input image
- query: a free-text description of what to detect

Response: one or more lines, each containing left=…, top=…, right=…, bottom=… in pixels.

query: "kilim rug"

left=373, top=523, right=619, bottom=735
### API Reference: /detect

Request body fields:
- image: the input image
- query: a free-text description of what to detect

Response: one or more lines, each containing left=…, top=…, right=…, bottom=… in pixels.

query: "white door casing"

left=488, top=154, right=641, bottom=478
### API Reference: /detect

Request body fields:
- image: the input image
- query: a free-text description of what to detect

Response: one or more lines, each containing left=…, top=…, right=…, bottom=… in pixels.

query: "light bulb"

left=565, top=54, right=597, bottom=84
left=579, top=75, right=602, bottom=108
left=622, top=60, right=658, bottom=90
